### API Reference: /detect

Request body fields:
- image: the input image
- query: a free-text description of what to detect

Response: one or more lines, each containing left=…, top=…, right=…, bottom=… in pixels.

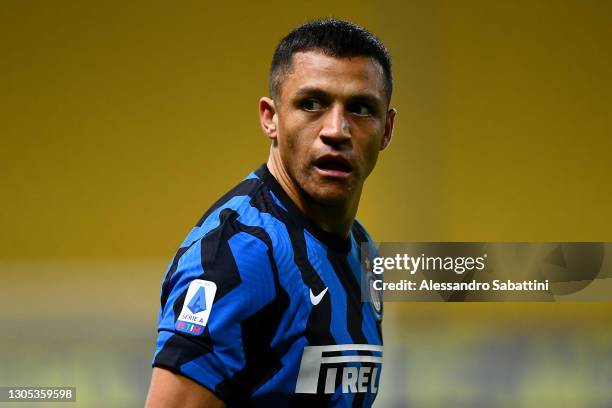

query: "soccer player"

left=145, top=19, right=396, bottom=407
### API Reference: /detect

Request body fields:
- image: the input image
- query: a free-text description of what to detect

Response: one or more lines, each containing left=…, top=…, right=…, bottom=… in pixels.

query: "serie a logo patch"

left=175, top=279, right=217, bottom=335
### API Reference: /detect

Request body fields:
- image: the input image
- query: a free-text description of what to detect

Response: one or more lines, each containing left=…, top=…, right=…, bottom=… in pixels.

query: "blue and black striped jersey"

left=153, top=164, right=383, bottom=407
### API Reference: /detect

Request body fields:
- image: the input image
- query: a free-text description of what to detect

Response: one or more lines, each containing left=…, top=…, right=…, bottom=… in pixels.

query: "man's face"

left=272, top=51, right=394, bottom=205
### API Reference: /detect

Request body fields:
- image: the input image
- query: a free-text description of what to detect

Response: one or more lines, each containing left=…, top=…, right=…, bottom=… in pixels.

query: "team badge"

left=368, top=273, right=383, bottom=316
left=175, top=279, right=217, bottom=335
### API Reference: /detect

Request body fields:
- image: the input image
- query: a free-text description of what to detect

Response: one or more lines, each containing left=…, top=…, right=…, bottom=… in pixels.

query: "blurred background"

left=1, top=1, right=611, bottom=406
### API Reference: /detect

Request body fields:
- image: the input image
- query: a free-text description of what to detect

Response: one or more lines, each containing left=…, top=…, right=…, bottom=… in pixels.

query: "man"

left=145, top=18, right=396, bottom=407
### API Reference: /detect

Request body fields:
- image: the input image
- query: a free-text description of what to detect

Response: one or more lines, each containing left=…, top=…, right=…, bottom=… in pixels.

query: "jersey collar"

left=256, top=164, right=352, bottom=253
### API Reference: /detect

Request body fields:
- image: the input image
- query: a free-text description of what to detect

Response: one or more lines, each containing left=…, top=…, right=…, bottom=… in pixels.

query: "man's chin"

left=295, top=170, right=358, bottom=206
left=307, top=186, right=352, bottom=206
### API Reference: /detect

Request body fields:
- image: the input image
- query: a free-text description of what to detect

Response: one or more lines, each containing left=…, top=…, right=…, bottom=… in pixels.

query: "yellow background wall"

left=2, top=1, right=611, bottom=257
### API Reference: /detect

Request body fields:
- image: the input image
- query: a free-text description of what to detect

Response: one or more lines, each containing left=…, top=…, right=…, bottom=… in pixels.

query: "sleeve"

left=152, top=228, right=278, bottom=402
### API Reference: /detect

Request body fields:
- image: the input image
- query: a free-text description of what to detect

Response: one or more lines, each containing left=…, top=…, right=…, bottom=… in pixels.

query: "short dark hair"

left=269, top=19, right=393, bottom=103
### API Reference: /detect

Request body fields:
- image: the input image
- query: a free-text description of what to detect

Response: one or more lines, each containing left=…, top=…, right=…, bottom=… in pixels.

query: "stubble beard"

left=293, top=163, right=359, bottom=208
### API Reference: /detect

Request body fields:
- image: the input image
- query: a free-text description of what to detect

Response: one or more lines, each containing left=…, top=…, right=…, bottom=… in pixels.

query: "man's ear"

left=380, top=108, right=396, bottom=150
left=259, top=97, right=278, bottom=141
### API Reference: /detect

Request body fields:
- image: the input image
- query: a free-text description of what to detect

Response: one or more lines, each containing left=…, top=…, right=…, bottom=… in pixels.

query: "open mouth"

left=314, top=155, right=353, bottom=177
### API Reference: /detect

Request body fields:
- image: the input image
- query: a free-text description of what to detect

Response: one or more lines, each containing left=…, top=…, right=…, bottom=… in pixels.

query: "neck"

left=267, top=152, right=359, bottom=238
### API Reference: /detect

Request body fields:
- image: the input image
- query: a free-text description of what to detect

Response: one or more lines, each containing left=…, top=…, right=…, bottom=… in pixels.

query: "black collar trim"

left=255, top=164, right=352, bottom=253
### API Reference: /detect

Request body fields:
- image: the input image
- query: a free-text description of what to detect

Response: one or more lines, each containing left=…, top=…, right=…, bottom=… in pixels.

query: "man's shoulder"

left=177, top=166, right=290, bottom=253
left=194, top=171, right=265, bottom=230
left=160, top=169, right=282, bottom=310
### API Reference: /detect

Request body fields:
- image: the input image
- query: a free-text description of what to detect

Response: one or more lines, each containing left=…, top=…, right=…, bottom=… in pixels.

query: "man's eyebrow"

left=293, top=86, right=383, bottom=105
left=346, top=93, right=383, bottom=107
left=293, top=87, right=331, bottom=99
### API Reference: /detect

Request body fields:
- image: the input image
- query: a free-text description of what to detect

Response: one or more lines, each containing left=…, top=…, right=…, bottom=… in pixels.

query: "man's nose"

left=319, top=105, right=351, bottom=145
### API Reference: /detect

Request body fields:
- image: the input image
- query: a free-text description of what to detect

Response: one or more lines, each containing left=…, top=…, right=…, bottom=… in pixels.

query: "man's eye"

left=301, top=99, right=324, bottom=111
left=350, top=104, right=373, bottom=116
